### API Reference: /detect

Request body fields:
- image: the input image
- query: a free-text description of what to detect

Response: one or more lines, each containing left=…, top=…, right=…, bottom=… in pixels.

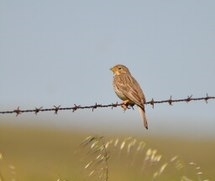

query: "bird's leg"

left=121, top=100, right=130, bottom=111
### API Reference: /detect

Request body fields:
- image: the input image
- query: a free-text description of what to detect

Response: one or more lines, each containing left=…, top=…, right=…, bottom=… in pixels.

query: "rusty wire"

left=0, top=94, right=214, bottom=116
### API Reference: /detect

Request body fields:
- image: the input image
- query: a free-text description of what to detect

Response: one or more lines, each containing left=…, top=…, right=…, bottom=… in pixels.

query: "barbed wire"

left=0, top=94, right=214, bottom=116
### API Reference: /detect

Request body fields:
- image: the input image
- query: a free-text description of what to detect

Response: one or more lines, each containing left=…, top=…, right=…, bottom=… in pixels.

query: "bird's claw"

left=121, top=104, right=129, bottom=111
left=121, top=100, right=133, bottom=111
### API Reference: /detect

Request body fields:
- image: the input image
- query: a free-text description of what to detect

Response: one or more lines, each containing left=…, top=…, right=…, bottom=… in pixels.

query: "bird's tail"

left=138, top=106, right=148, bottom=130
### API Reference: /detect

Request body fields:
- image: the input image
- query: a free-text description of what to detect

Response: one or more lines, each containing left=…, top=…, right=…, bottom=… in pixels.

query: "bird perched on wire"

left=110, top=64, right=148, bottom=130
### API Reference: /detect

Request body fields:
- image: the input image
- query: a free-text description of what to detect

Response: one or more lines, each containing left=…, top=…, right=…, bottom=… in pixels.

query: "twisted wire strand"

left=0, top=94, right=214, bottom=116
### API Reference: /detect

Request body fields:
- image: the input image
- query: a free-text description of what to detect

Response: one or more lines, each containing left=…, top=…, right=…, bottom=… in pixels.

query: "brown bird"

left=110, top=64, right=148, bottom=129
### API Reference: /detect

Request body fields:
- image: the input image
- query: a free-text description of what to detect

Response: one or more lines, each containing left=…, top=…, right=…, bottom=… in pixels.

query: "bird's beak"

left=110, top=67, right=116, bottom=75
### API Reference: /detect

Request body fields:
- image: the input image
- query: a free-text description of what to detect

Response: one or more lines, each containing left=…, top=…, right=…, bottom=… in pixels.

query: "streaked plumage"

left=110, top=64, right=148, bottom=129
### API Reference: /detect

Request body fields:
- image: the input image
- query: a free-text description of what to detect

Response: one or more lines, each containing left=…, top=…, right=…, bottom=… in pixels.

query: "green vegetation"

left=0, top=124, right=214, bottom=181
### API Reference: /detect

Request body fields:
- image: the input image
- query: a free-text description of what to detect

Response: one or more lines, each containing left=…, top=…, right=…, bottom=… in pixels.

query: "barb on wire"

left=0, top=94, right=214, bottom=115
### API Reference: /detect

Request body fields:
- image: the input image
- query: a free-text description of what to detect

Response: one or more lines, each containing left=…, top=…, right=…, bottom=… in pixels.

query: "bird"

left=110, top=64, right=148, bottom=129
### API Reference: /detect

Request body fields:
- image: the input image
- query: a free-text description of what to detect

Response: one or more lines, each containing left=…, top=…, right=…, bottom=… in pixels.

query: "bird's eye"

left=118, top=67, right=122, bottom=70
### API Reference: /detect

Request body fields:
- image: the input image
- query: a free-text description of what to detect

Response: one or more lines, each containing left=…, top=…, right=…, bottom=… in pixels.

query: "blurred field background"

left=0, top=122, right=214, bottom=181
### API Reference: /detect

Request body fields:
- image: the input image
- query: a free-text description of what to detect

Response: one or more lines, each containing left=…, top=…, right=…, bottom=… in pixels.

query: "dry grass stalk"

left=81, top=136, right=209, bottom=181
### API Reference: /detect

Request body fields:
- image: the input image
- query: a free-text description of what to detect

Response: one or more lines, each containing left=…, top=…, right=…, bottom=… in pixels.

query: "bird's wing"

left=115, top=74, right=146, bottom=108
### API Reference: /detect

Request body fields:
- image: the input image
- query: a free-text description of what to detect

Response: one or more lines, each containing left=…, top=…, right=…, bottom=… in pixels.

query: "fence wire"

left=0, top=94, right=214, bottom=116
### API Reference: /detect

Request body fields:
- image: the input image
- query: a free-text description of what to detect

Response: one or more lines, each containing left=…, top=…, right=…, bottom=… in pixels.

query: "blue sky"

left=0, top=1, right=215, bottom=138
